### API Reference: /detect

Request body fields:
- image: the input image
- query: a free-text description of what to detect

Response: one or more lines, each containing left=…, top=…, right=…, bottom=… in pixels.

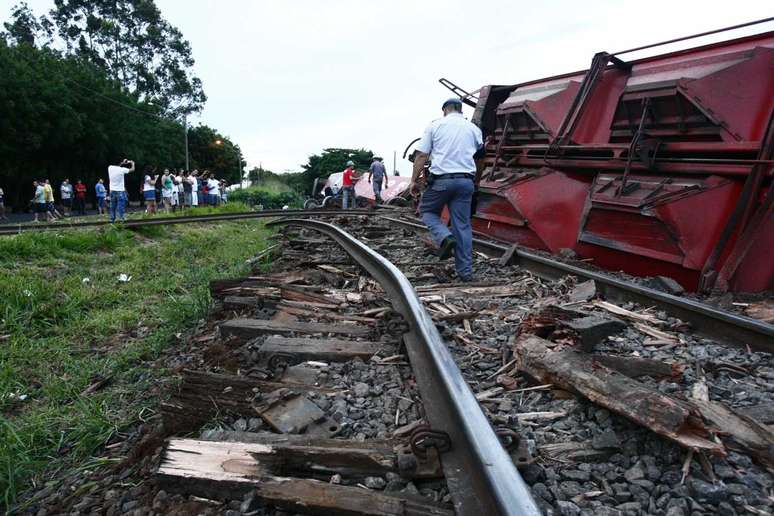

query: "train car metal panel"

left=471, top=31, right=774, bottom=292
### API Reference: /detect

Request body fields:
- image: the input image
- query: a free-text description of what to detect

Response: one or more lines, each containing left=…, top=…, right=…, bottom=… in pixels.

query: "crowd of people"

left=139, top=167, right=228, bottom=215
left=0, top=162, right=229, bottom=223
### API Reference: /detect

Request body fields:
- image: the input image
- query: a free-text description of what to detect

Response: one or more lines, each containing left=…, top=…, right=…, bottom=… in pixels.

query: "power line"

left=65, top=79, right=171, bottom=121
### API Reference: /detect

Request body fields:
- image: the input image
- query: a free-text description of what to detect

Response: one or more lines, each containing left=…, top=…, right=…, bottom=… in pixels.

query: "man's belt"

left=430, top=173, right=475, bottom=180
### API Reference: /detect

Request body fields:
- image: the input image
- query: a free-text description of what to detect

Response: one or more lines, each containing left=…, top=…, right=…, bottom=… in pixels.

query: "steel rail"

left=612, top=16, right=774, bottom=56
left=268, top=218, right=540, bottom=516
left=0, top=209, right=372, bottom=236
left=381, top=216, right=774, bottom=354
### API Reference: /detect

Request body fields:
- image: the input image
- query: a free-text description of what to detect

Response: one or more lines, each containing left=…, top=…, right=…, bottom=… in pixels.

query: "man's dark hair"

left=447, top=102, right=462, bottom=113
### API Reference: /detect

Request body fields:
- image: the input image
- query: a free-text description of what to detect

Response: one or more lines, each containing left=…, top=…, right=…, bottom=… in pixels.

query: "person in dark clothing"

left=74, top=180, right=87, bottom=215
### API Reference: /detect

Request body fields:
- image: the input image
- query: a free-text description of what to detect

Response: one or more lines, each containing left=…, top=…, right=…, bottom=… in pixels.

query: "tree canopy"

left=0, top=2, right=243, bottom=208
left=4, top=0, right=205, bottom=116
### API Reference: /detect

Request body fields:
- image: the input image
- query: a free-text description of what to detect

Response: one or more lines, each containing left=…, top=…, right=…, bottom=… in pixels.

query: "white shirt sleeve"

left=416, top=123, right=434, bottom=154
left=475, top=125, right=484, bottom=148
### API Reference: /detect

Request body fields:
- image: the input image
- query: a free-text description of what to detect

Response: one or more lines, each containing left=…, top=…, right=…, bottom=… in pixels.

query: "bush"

left=229, top=187, right=301, bottom=209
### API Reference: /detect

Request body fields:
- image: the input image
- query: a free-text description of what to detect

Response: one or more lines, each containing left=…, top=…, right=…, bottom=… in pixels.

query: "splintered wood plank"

left=180, top=433, right=441, bottom=480
left=161, top=370, right=334, bottom=433
left=158, top=440, right=453, bottom=515
left=220, top=319, right=370, bottom=340
left=260, top=336, right=381, bottom=363
left=514, top=335, right=725, bottom=455
left=737, top=403, right=774, bottom=424
left=223, top=296, right=263, bottom=309
left=195, top=430, right=444, bottom=478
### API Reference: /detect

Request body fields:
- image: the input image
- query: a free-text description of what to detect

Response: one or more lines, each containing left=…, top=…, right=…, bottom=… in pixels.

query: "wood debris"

left=513, top=335, right=725, bottom=455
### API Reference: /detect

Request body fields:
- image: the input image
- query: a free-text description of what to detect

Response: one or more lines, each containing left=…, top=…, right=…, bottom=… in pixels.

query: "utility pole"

left=393, top=150, right=397, bottom=176
left=184, top=115, right=190, bottom=171
left=238, top=148, right=243, bottom=183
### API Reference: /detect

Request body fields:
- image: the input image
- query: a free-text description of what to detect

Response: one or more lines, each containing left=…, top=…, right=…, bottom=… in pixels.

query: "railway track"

left=19, top=211, right=774, bottom=516
left=380, top=216, right=774, bottom=355
left=0, top=208, right=375, bottom=235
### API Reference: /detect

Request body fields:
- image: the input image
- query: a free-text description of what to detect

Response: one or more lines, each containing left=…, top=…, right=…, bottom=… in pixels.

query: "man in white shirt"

left=410, top=98, right=484, bottom=281
left=189, top=172, right=199, bottom=206
left=207, top=177, right=220, bottom=206
left=108, top=159, right=135, bottom=222
left=60, top=179, right=73, bottom=216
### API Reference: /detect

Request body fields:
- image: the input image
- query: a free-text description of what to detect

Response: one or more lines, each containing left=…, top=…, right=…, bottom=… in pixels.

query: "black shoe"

left=438, top=237, right=456, bottom=260
left=459, top=274, right=474, bottom=283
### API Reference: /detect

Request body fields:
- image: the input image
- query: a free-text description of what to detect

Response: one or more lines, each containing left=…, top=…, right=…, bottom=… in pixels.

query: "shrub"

left=229, top=187, right=301, bottom=209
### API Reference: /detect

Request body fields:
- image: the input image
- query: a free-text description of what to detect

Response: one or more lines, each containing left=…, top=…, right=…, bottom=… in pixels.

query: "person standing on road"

left=207, top=176, right=220, bottom=206
left=410, top=98, right=484, bottom=282
left=367, top=157, right=388, bottom=204
left=182, top=171, right=192, bottom=207
left=170, top=175, right=180, bottom=212
left=143, top=171, right=158, bottom=214
left=161, top=169, right=173, bottom=212
left=108, top=159, right=135, bottom=222
left=60, top=179, right=73, bottom=216
left=32, top=180, right=52, bottom=222
left=43, top=179, right=61, bottom=219
left=74, top=180, right=87, bottom=215
left=189, top=171, right=199, bottom=207
left=95, top=178, right=107, bottom=215
left=0, top=186, right=7, bottom=220
left=342, top=160, right=359, bottom=209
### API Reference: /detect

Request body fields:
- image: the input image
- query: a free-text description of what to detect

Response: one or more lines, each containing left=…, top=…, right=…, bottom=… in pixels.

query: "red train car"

left=470, top=30, right=774, bottom=292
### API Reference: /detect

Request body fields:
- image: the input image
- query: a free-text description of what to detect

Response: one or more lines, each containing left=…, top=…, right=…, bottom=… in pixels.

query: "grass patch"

left=0, top=218, right=272, bottom=510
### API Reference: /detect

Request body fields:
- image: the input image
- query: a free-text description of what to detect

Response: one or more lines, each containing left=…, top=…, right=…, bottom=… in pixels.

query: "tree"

left=48, top=0, right=206, bottom=115
left=2, top=2, right=51, bottom=46
left=187, top=125, right=244, bottom=184
left=247, top=166, right=280, bottom=186
left=0, top=37, right=190, bottom=207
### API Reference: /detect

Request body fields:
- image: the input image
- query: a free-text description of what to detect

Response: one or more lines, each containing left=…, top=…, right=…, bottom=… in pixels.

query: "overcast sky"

left=3, top=0, right=773, bottom=175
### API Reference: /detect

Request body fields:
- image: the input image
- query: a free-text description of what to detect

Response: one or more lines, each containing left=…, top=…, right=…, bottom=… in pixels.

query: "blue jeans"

left=372, top=180, right=383, bottom=201
left=342, top=186, right=354, bottom=209
left=420, top=176, right=474, bottom=278
left=110, top=191, right=127, bottom=222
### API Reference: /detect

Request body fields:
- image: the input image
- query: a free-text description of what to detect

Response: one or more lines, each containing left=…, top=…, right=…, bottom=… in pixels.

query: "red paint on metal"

left=471, top=31, right=774, bottom=292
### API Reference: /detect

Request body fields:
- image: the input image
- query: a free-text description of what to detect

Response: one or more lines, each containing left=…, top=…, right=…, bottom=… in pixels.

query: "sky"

left=2, top=0, right=773, bottom=176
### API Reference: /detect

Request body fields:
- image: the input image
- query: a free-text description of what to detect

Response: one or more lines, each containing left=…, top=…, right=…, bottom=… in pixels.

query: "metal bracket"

left=268, top=352, right=297, bottom=371
left=409, top=426, right=452, bottom=459
left=385, top=318, right=410, bottom=335
left=496, top=427, right=533, bottom=468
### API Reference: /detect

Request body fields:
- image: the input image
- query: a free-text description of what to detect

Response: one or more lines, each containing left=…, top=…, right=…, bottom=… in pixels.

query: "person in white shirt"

left=207, top=177, right=220, bottom=206
left=108, top=159, right=135, bottom=222
left=60, top=179, right=73, bottom=216
left=143, top=172, right=158, bottom=214
left=0, top=186, right=6, bottom=220
left=189, top=172, right=199, bottom=206
left=411, top=98, right=484, bottom=281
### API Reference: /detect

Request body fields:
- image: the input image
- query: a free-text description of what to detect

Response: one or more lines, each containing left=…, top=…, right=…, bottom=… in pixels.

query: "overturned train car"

left=470, top=31, right=774, bottom=293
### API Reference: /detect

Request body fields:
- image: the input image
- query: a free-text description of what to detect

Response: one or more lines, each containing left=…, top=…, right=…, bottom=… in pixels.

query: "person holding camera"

left=108, top=159, right=135, bottom=222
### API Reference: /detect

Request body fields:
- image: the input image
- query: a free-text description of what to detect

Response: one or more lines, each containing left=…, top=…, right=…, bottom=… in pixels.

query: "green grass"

left=0, top=217, right=273, bottom=511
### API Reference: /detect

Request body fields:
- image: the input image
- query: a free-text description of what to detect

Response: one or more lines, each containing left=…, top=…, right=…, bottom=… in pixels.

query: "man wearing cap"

left=410, top=98, right=484, bottom=282
left=367, top=157, right=389, bottom=203
left=341, top=160, right=359, bottom=209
